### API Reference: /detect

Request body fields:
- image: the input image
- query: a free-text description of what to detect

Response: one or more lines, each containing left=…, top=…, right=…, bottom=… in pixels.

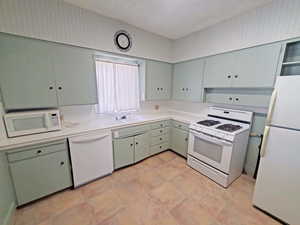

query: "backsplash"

left=59, top=105, right=98, bottom=123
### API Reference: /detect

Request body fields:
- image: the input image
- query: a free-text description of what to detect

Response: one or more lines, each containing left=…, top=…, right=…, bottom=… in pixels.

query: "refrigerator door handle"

left=261, top=126, right=270, bottom=157
left=266, top=90, right=277, bottom=125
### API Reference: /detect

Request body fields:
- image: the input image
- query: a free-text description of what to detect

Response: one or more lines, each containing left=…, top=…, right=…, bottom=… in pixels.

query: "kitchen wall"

left=172, top=0, right=300, bottom=62
left=0, top=0, right=282, bottom=178
left=0, top=102, right=7, bottom=140
left=0, top=152, right=16, bottom=225
left=0, top=0, right=172, bottom=62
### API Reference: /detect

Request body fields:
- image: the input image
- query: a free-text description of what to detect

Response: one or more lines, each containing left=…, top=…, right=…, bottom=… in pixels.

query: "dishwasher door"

left=69, top=131, right=113, bottom=187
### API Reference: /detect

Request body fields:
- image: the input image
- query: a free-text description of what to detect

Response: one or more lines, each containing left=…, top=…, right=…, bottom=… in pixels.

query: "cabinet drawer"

left=113, top=125, right=150, bottom=138
left=171, top=120, right=189, bottom=131
left=205, top=93, right=271, bottom=107
left=151, top=134, right=169, bottom=146
left=150, top=142, right=169, bottom=155
left=10, top=150, right=72, bottom=205
left=151, top=127, right=169, bottom=137
left=150, top=120, right=170, bottom=129
left=7, top=139, right=67, bottom=162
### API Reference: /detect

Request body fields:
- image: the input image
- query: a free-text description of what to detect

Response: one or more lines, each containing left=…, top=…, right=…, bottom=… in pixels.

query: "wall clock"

left=114, top=30, right=132, bottom=52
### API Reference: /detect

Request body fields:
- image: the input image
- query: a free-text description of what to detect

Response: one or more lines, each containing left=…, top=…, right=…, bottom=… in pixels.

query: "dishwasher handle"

left=70, top=134, right=109, bottom=144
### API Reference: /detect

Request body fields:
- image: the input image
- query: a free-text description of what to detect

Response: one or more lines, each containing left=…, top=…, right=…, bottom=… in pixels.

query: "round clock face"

left=114, top=30, right=132, bottom=52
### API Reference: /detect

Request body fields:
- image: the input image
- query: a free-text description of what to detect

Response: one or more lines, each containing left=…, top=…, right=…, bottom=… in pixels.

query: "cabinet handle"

left=49, top=86, right=53, bottom=90
left=185, top=137, right=188, bottom=142
left=136, top=142, right=138, bottom=145
left=234, top=75, right=238, bottom=78
left=235, top=97, right=239, bottom=101
left=130, top=143, right=134, bottom=147
left=178, top=125, right=182, bottom=128
left=229, top=97, right=233, bottom=101
left=58, top=86, right=62, bottom=90
left=227, top=75, right=231, bottom=79
left=159, top=146, right=162, bottom=149
left=36, top=150, right=42, bottom=154
left=60, top=161, right=65, bottom=166
left=182, top=88, right=184, bottom=91
left=157, top=88, right=159, bottom=91
left=160, top=138, right=163, bottom=141
left=160, top=130, right=163, bottom=133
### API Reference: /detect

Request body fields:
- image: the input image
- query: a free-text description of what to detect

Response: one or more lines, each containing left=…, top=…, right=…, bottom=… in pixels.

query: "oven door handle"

left=190, top=130, right=232, bottom=146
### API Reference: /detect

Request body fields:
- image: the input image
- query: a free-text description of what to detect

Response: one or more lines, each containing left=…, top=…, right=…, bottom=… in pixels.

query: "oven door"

left=188, top=130, right=233, bottom=173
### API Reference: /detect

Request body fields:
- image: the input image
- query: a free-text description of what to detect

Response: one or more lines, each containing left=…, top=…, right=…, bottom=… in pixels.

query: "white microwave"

left=3, top=110, right=61, bottom=137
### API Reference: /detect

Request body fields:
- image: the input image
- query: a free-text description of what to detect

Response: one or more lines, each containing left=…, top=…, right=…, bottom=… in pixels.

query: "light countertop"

left=0, top=111, right=204, bottom=152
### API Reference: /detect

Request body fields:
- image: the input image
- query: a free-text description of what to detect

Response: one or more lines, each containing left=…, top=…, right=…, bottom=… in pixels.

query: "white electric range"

left=187, top=107, right=253, bottom=187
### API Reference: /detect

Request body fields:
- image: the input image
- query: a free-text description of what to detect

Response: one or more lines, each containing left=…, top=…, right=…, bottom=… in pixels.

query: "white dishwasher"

left=68, top=130, right=113, bottom=187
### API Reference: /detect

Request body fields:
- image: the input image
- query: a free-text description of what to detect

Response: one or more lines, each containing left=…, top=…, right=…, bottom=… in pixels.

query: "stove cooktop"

left=216, top=124, right=242, bottom=132
left=196, top=120, right=221, bottom=127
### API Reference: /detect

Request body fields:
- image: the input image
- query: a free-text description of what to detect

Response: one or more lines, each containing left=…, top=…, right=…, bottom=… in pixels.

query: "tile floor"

left=15, top=151, right=281, bottom=225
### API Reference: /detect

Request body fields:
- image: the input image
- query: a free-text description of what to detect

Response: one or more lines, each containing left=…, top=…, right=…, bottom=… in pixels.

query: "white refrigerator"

left=253, top=76, right=300, bottom=224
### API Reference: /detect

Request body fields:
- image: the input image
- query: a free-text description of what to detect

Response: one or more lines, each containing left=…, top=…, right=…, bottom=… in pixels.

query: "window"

left=95, top=60, right=140, bottom=113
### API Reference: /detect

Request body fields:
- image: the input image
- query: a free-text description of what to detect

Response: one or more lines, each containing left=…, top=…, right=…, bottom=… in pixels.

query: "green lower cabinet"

left=150, top=142, right=169, bottom=155
left=171, top=127, right=189, bottom=157
left=113, top=133, right=151, bottom=169
left=113, top=137, right=135, bottom=169
left=9, top=150, right=72, bottom=206
left=134, top=133, right=150, bottom=163
left=0, top=152, right=16, bottom=225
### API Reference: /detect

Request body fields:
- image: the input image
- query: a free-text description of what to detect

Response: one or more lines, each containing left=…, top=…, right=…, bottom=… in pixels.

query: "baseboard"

left=2, top=202, right=16, bottom=225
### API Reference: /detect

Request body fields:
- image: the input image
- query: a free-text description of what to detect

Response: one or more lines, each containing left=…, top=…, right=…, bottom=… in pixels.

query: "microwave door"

left=7, top=114, right=48, bottom=137
left=189, top=130, right=233, bottom=173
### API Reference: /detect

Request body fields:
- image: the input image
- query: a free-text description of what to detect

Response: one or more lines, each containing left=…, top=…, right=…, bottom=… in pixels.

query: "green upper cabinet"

left=172, top=59, right=204, bottom=101
left=203, top=52, right=236, bottom=88
left=203, top=43, right=282, bottom=88
left=0, top=33, right=58, bottom=110
left=0, top=33, right=98, bottom=111
left=52, top=45, right=98, bottom=106
left=233, top=43, right=282, bottom=88
left=146, top=60, right=172, bottom=100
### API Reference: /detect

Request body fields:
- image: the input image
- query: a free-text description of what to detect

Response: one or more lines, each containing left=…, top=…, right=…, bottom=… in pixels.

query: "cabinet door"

left=146, top=60, right=172, bottom=100
left=203, top=52, right=236, bottom=88
left=205, top=93, right=234, bottom=105
left=171, top=127, right=188, bottom=157
left=0, top=34, right=57, bottom=110
left=10, top=151, right=72, bottom=205
left=233, top=43, right=282, bottom=88
left=134, top=133, right=150, bottom=163
left=173, top=59, right=204, bottom=101
left=53, top=45, right=98, bottom=106
left=232, top=94, right=271, bottom=107
left=172, top=63, right=188, bottom=100
left=113, top=137, right=134, bottom=169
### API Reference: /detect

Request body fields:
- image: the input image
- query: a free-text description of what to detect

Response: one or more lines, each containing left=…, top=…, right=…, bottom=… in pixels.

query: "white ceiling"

left=63, top=0, right=273, bottom=40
